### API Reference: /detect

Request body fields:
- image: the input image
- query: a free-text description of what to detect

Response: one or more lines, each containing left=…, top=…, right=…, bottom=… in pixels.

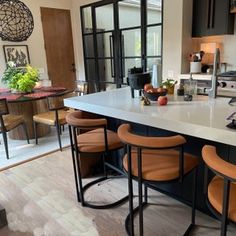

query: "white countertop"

left=64, top=87, right=236, bottom=146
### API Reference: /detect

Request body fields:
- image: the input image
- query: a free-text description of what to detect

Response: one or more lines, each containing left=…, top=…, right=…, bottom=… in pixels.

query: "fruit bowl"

left=143, top=90, right=167, bottom=101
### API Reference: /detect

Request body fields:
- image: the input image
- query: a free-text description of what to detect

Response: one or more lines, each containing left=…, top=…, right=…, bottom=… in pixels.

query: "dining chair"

left=118, top=124, right=199, bottom=236
left=0, top=98, right=29, bottom=159
left=33, top=92, right=69, bottom=151
left=66, top=110, right=128, bottom=208
left=202, top=145, right=236, bottom=236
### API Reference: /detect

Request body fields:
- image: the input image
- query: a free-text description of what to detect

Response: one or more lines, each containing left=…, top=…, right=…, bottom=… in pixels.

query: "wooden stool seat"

left=77, top=128, right=122, bottom=153
left=123, top=149, right=198, bottom=182
left=33, top=110, right=68, bottom=126
left=1, top=114, right=24, bottom=131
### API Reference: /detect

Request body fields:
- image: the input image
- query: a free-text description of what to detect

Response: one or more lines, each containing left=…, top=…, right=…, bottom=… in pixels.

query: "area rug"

left=0, top=127, right=70, bottom=170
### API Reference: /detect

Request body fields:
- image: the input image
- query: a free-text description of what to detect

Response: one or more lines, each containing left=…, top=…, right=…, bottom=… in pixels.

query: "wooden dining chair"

left=202, top=145, right=236, bottom=236
left=33, top=92, right=69, bottom=151
left=0, top=98, right=29, bottom=159
left=118, top=124, right=199, bottom=236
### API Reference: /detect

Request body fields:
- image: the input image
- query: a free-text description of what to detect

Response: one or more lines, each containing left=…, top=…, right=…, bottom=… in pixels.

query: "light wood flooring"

left=0, top=148, right=235, bottom=236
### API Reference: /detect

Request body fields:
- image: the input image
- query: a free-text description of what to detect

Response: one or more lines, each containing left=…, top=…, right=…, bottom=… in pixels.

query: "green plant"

left=161, top=78, right=177, bottom=88
left=1, top=62, right=39, bottom=92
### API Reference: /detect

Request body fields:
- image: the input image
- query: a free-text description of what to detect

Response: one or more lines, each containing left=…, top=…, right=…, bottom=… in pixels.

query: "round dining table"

left=0, top=86, right=69, bottom=140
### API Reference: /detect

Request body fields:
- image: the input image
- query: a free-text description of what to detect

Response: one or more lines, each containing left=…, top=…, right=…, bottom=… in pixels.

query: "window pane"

left=97, top=32, right=113, bottom=58
left=147, top=26, right=162, bottom=57
left=96, top=4, right=114, bottom=31
left=119, top=0, right=141, bottom=29
left=98, top=59, right=114, bottom=83
left=147, top=0, right=162, bottom=25
left=84, top=34, right=94, bottom=58
left=123, top=58, right=142, bottom=83
left=82, top=7, right=92, bottom=33
left=122, top=29, right=141, bottom=57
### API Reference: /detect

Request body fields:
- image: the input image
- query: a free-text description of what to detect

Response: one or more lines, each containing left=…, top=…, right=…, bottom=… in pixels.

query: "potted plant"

left=1, top=61, right=39, bottom=93
left=161, top=78, right=177, bottom=95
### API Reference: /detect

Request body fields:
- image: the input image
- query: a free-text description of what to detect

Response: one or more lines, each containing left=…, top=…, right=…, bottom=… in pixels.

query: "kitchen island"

left=64, top=87, right=236, bottom=146
left=64, top=87, right=236, bottom=212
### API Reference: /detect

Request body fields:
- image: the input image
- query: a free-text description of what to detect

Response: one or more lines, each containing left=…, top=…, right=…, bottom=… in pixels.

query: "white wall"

left=0, top=0, right=72, bottom=87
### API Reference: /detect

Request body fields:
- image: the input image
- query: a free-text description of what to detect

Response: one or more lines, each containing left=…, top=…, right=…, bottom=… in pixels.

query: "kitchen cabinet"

left=192, top=0, right=234, bottom=37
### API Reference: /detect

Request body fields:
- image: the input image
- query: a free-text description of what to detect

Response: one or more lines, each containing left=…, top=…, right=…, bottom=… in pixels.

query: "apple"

left=144, top=83, right=153, bottom=92
left=157, top=96, right=168, bottom=106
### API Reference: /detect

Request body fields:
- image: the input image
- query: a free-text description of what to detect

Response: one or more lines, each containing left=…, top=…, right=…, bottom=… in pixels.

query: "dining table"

left=0, top=86, right=68, bottom=140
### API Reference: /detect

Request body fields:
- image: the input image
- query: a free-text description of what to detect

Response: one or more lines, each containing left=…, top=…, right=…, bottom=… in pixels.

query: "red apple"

left=157, top=96, right=168, bottom=106
left=144, top=83, right=153, bottom=92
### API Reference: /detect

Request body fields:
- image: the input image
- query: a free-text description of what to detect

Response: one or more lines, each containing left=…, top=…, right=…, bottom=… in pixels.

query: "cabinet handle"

left=211, top=0, right=215, bottom=28
left=207, top=0, right=212, bottom=29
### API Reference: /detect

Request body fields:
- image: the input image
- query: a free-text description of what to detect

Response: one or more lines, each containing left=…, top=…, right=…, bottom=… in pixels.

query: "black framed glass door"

left=81, top=0, right=163, bottom=92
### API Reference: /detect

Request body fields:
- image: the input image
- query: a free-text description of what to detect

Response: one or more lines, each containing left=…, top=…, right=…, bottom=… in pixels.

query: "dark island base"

left=104, top=116, right=236, bottom=215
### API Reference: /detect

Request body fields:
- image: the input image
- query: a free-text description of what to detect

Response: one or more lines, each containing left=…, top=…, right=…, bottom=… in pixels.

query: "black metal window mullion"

left=141, top=0, right=147, bottom=72
left=92, top=6, right=101, bottom=92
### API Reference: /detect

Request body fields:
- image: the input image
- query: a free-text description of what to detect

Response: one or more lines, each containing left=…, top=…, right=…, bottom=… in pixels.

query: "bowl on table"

left=143, top=89, right=167, bottom=101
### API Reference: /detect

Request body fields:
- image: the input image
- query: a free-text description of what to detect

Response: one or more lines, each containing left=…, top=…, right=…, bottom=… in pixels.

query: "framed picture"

left=3, top=45, right=30, bottom=67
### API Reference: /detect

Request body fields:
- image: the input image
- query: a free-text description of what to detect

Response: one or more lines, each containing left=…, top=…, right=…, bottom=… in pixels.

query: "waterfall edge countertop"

left=64, top=87, right=236, bottom=146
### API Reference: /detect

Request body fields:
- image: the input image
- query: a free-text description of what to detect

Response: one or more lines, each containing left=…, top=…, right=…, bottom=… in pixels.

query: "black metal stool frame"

left=124, top=143, right=198, bottom=236
left=68, top=123, right=129, bottom=209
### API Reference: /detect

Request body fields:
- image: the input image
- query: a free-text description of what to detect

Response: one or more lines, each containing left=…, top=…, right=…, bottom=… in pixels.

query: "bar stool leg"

left=69, top=126, right=80, bottom=202
left=138, top=148, right=143, bottom=236
left=22, top=122, right=30, bottom=144
left=2, top=131, right=9, bottom=159
left=33, top=121, right=38, bottom=145
left=221, top=179, right=230, bottom=236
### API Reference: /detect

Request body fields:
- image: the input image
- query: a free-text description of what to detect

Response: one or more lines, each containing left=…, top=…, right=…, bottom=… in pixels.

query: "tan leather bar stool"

left=0, top=98, right=29, bottom=159
left=202, top=145, right=236, bottom=236
left=66, top=111, right=128, bottom=209
left=118, top=124, right=199, bottom=236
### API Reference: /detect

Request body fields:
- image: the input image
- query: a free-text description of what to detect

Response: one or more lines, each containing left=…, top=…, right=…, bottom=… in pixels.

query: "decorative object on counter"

left=140, top=96, right=150, bottom=106
left=226, top=111, right=236, bottom=129
left=157, top=96, right=168, bottom=105
left=0, top=0, right=34, bottom=42
left=184, top=94, right=193, bottom=101
left=143, top=88, right=167, bottom=101
left=3, top=45, right=30, bottom=67
left=1, top=61, right=39, bottom=93
left=127, top=68, right=151, bottom=98
left=151, top=63, right=162, bottom=88
left=161, top=78, right=177, bottom=95
left=177, top=83, right=184, bottom=96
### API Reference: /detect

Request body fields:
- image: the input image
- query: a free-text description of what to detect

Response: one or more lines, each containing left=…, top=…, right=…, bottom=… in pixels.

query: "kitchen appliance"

left=180, top=71, right=236, bottom=97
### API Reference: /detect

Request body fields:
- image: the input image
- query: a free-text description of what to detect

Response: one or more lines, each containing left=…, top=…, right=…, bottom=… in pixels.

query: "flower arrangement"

left=161, top=79, right=177, bottom=94
left=1, top=61, right=39, bottom=93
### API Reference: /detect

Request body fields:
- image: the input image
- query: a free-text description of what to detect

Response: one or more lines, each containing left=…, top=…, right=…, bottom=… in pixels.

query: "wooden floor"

left=0, top=148, right=235, bottom=236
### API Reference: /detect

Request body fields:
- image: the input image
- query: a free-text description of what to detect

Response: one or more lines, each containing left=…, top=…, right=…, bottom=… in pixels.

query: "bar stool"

left=117, top=124, right=199, bottom=236
left=66, top=111, right=128, bottom=209
left=202, top=145, right=236, bottom=236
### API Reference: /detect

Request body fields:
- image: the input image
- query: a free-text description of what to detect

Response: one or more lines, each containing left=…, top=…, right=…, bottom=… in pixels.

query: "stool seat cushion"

left=208, top=176, right=236, bottom=222
left=77, top=128, right=123, bottom=153
left=1, top=114, right=24, bottom=131
left=33, top=110, right=68, bottom=126
left=123, top=149, right=198, bottom=181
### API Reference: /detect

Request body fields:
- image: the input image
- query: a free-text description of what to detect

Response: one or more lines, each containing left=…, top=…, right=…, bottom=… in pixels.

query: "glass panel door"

left=81, top=0, right=163, bottom=92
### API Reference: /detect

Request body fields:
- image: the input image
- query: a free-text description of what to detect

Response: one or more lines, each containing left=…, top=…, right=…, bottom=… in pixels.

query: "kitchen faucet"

left=207, top=48, right=220, bottom=98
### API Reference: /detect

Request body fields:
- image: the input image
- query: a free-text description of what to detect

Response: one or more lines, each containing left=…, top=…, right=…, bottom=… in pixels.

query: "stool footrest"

left=80, top=176, right=129, bottom=209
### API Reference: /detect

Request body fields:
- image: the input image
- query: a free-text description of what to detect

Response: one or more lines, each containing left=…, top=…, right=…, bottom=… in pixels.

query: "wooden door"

left=41, top=8, right=76, bottom=90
